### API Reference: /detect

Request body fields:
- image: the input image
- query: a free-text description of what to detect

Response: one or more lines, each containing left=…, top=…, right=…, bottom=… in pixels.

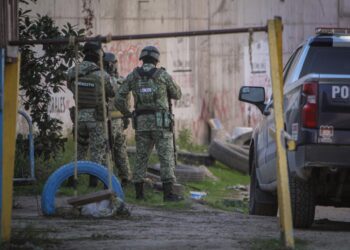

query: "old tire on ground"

left=41, top=161, right=124, bottom=216
left=209, top=139, right=249, bottom=174
left=290, top=174, right=315, bottom=228
left=148, top=163, right=206, bottom=183
left=249, top=159, right=278, bottom=216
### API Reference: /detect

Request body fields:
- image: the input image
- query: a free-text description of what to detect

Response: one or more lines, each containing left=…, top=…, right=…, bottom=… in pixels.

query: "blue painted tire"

left=41, top=161, right=124, bottom=216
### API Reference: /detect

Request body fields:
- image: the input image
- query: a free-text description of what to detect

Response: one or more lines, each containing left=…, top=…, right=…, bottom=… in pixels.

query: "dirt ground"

left=11, top=196, right=350, bottom=250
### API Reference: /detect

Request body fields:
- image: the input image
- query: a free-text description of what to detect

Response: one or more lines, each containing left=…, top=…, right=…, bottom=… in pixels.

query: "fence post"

left=1, top=53, right=20, bottom=241
left=0, top=48, right=4, bottom=243
left=267, top=17, right=295, bottom=249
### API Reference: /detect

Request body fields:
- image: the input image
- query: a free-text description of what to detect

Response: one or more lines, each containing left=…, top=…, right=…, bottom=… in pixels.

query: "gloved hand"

left=123, top=117, right=130, bottom=130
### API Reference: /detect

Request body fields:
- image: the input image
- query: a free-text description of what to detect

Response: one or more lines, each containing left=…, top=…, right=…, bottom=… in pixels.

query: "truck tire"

left=249, top=159, right=278, bottom=216
left=41, top=161, right=124, bottom=216
left=209, top=139, right=249, bottom=174
left=290, top=174, right=315, bottom=228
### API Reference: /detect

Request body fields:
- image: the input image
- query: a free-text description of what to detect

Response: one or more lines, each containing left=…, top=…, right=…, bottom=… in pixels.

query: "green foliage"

left=177, top=128, right=207, bottom=153
left=123, top=184, right=191, bottom=210
left=14, top=137, right=75, bottom=195
left=2, top=224, right=61, bottom=249
left=123, top=159, right=249, bottom=211
left=250, top=238, right=308, bottom=250
left=18, top=1, right=85, bottom=160
left=186, top=162, right=249, bottom=212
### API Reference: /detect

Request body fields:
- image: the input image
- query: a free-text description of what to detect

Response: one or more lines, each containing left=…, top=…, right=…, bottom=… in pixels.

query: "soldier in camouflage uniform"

left=67, top=42, right=114, bottom=186
left=104, top=52, right=131, bottom=187
left=115, top=46, right=183, bottom=201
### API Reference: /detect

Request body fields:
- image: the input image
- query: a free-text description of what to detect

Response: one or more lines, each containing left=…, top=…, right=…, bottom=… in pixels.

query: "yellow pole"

left=2, top=54, right=20, bottom=241
left=267, top=18, right=295, bottom=248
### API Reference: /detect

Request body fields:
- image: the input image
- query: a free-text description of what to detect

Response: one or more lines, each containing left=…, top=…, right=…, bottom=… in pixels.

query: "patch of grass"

left=177, top=128, right=207, bottom=153
left=123, top=161, right=249, bottom=212
left=186, top=162, right=250, bottom=212
left=2, top=224, right=61, bottom=249
left=250, top=238, right=308, bottom=250
left=123, top=184, right=191, bottom=210
left=14, top=138, right=75, bottom=196
left=14, top=133, right=249, bottom=214
left=58, top=174, right=106, bottom=196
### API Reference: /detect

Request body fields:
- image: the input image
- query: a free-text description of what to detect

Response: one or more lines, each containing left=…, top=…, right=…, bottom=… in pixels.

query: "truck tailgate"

left=318, top=76, right=350, bottom=143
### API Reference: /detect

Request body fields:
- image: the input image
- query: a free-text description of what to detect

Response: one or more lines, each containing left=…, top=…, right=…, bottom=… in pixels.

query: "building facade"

left=23, top=0, right=350, bottom=143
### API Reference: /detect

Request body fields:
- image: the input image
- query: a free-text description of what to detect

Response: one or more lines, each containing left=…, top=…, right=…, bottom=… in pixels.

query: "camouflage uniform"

left=109, top=76, right=131, bottom=181
left=67, top=60, right=114, bottom=166
left=115, top=63, right=182, bottom=184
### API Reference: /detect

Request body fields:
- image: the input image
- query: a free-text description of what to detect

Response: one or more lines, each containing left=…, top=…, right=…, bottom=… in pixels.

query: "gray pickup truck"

left=239, top=28, right=350, bottom=228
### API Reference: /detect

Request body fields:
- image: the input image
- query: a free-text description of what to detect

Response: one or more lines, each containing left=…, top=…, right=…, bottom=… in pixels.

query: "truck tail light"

left=302, top=82, right=318, bottom=128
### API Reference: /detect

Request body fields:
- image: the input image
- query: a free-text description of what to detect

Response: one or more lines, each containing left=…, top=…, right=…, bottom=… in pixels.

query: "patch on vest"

left=140, top=87, right=153, bottom=93
left=78, top=82, right=95, bottom=88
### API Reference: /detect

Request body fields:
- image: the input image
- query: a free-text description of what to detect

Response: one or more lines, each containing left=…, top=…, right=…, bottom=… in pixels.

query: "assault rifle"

left=168, top=95, right=177, bottom=166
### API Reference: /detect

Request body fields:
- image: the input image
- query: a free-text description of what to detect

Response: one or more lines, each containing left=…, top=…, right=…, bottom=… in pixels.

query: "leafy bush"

left=18, top=0, right=85, bottom=160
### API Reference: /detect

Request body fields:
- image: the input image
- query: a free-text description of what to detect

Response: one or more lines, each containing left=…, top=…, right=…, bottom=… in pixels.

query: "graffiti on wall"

left=191, top=88, right=233, bottom=139
left=243, top=40, right=271, bottom=127
left=48, top=96, right=70, bottom=113
left=48, top=88, right=74, bottom=134
left=167, top=37, right=195, bottom=121
left=105, top=40, right=160, bottom=78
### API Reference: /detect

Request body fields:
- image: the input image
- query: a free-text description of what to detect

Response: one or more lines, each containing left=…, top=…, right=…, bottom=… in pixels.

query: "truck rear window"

left=300, top=46, right=350, bottom=77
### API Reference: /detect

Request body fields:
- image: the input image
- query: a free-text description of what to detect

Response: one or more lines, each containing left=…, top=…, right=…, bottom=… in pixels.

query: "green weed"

left=177, top=128, right=207, bottom=153
left=250, top=238, right=308, bottom=250
left=3, top=224, right=61, bottom=249
left=186, top=162, right=249, bottom=212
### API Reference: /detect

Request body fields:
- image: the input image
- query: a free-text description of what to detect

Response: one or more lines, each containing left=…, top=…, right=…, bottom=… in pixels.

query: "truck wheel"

left=249, top=159, right=278, bottom=216
left=290, top=174, right=315, bottom=228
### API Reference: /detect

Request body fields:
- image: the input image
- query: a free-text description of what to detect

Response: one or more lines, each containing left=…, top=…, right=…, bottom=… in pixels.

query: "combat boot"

left=135, top=182, right=145, bottom=200
left=163, top=182, right=184, bottom=202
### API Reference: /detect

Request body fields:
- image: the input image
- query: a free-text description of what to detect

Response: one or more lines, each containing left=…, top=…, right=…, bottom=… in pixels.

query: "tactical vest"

left=134, top=67, right=162, bottom=112
left=72, top=69, right=103, bottom=110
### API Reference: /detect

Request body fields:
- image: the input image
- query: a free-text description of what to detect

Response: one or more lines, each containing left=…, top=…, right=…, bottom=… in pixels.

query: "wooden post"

left=0, top=48, right=4, bottom=242
left=267, top=18, right=295, bottom=248
left=1, top=53, right=20, bottom=241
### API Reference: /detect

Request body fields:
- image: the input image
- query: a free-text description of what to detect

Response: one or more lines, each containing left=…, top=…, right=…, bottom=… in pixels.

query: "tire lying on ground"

left=209, top=139, right=249, bottom=174
left=41, top=161, right=124, bottom=216
left=148, top=163, right=207, bottom=183
left=230, top=127, right=252, bottom=146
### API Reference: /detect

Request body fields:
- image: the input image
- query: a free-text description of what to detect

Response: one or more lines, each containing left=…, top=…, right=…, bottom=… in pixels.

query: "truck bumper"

left=288, top=144, right=350, bottom=180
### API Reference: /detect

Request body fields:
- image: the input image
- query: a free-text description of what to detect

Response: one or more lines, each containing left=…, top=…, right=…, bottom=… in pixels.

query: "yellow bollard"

left=2, top=54, right=20, bottom=241
left=267, top=18, right=295, bottom=248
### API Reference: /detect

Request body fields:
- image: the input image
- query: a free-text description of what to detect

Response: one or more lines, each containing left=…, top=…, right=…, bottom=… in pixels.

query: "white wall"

left=21, top=0, right=348, bottom=143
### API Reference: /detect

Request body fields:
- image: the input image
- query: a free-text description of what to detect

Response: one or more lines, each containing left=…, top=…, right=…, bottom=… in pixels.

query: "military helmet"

left=139, top=46, right=160, bottom=62
left=103, top=52, right=117, bottom=63
left=83, top=41, right=102, bottom=56
left=103, top=52, right=118, bottom=76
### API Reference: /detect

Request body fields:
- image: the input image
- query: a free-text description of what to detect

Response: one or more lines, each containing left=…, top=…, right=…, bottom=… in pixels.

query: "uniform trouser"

left=111, top=119, right=130, bottom=180
left=77, top=120, right=107, bottom=166
left=134, top=130, right=176, bottom=183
